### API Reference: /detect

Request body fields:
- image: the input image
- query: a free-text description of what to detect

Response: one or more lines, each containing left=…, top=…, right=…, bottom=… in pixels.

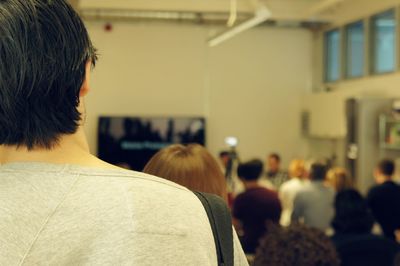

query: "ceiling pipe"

left=208, top=4, right=271, bottom=47
left=227, top=0, right=238, bottom=27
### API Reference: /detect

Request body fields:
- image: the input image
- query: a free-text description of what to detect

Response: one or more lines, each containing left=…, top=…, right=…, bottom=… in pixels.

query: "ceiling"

left=70, top=0, right=345, bottom=26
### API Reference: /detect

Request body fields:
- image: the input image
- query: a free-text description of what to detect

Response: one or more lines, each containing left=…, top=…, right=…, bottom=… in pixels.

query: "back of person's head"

left=0, top=0, right=97, bottom=149
left=326, top=167, right=353, bottom=192
left=268, top=152, right=281, bottom=164
left=310, top=163, right=327, bottom=181
left=377, top=159, right=395, bottom=177
left=269, top=153, right=281, bottom=162
left=253, top=223, right=340, bottom=266
left=237, top=159, right=264, bottom=182
left=219, top=150, right=230, bottom=168
left=288, top=159, right=305, bottom=178
left=332, top=189, right=374, bottom=235
left=219, top=151, right=229, bottom=158
left=143, top=144, right=227, bottom=199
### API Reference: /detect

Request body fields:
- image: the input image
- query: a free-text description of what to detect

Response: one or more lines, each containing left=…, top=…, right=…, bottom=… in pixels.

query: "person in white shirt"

left=279, top=159, right=307, bottom=226
left=0, top=1, right=248, bottom=265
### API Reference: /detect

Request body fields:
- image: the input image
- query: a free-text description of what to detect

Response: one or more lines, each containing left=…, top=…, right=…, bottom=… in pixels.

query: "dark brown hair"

left=0, top=0, right=97, bottom=149
left=377, top=159, right=395, bottom=177
left=254, top=223, right=340, bottom=266
left=237, top=159, right=264, bottom=181
left=143, top=144, right=227, bottom=200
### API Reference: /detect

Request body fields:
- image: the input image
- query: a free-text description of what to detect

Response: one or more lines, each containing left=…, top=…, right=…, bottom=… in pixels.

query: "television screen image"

left=98, top=116, right=206, bottom=171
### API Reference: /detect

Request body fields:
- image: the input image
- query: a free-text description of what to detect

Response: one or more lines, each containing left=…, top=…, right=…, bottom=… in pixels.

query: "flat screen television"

left=98, top=116, right=206, bottom=171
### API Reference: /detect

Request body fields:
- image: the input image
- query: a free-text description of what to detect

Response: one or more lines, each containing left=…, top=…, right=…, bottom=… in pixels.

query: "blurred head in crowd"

left=309, top=163, right=327, bottom=182
left=374, top=159, right=395, bottom=184
left=143, top=144, right=227, bottom=200
left=237, top=159, right=264, bottom=183
left=219, top=150, right=230, bottom=169
left=302, top=159, right=316, bottom=180
left=0, top=0, right=97, bottom=150
left=267, top=153, right=281, bottom=174
left=326, top=167, right=353, bottom=192
left=253, top=223, right=340, bottom=266
left=332, top=189, right=374, bottom=235
left=288, top=159, right=305, bottom=179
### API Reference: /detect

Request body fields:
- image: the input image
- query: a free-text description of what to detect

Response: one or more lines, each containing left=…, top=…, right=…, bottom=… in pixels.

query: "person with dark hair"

left=0, top=1, right=248, bottom=265
left=291, top=163, right=335, bottom=231
left=264, top=153, right=289, bottom=190
left=219, top=149, right=245, bottom=200
left=253, top=223, right=340, bottom=266
left=219, top=150, right=231, bottom=175
left=367, top=159, right=400, bottom=240
left=233, top=159, right=282, bottom=254
left=219, top=151, right=230, bottom=157
left=332, top=189, right=400, bottom=266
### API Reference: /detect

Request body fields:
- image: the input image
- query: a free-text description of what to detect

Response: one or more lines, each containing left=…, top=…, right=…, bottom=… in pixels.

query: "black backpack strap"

left=193, top=191, right=234, bottom=266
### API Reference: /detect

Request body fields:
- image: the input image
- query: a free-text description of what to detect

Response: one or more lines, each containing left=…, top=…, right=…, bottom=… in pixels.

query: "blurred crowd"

left=141, top=144, right=400, bottom=266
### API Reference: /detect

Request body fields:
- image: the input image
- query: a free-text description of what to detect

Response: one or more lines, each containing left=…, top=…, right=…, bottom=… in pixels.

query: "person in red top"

left=233, top=159, right=282, bottom=254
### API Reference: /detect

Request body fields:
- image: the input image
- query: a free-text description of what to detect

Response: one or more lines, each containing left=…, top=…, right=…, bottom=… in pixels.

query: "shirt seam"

left=0, top=168, right=188, bottom=192
left=18, top=171, right=81, bottom=266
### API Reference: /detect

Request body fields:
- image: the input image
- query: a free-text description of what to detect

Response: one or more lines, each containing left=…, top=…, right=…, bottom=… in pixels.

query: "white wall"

left=84, top=21, right=312, bottom=167
left=207, top=27, right=311, bottom=163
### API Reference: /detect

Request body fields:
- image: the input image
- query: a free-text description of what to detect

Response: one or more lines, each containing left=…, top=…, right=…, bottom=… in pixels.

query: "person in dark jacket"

left=332, top=189, right=400, bottom=266
left=367, top=159, right=400, bottom=240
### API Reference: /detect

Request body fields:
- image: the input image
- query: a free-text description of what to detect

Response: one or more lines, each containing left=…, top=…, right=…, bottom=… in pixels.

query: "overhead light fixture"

left=208, top=4, right=271, bottom=47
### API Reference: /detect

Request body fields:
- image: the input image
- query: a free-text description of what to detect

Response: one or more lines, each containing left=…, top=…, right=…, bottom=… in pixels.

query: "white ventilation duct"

left=208, top=4, right=271, bottom=47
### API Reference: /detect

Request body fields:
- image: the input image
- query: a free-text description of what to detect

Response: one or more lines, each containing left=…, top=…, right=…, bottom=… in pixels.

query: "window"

left=345, top=21, right=364, bottom=78
left=371, top=9, right=396, bottom=74
left=325, top=29, right=341, bottom=82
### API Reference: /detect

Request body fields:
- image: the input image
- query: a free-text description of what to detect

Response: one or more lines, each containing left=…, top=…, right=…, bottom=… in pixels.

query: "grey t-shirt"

left=291, top=181, right=335, bottom=231
left=0, top=162, right=248, bottom=266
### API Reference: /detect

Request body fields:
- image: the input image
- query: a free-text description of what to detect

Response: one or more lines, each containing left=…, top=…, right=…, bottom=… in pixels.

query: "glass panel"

left=371, top=9, right=396, bottom=74
left=346, top=21, right=364, bottom=78
left=325, top=29, right=341, bottom=82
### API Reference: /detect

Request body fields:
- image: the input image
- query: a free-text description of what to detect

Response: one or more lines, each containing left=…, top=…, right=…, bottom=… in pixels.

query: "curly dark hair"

left=253, top=224, right=340, bottom=266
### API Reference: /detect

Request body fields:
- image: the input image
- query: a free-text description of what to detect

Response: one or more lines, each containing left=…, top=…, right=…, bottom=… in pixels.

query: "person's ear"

left=79, top=61, right=92, bottom=97
left=374, top=169, right=383, bottom=184
left=373, top=168, right=380, bottom=179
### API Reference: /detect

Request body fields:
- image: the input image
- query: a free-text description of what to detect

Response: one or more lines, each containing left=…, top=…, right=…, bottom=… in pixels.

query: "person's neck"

left=0, top=126, right=117, bottom=169
left=376, top=175, right=392, bottom=184
left=243, top=181, right=260, bottom=190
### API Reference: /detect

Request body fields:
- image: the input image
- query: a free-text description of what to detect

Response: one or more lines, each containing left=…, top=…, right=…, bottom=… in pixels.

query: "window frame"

left=324, top=28, right=342, bottom=83
left=344, top=20, right=365, bottom=79
left=369, top=8, right=397, bottom=75
left=322, top=7, right=400, bottom=85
